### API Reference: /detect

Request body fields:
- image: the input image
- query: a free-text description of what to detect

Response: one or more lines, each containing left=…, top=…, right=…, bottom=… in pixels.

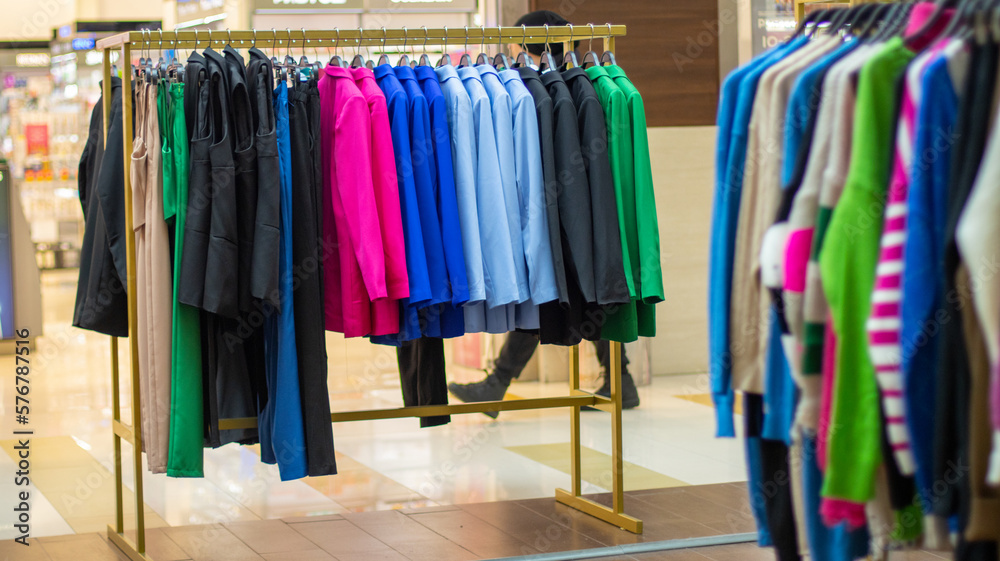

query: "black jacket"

left=74, top=76, right=129, bottom=336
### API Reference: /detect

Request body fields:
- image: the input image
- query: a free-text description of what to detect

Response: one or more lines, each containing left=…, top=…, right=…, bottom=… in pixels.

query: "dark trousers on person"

left=492, top=331, right=629, bottom=385
left=397, top=338, right=451, bottom=428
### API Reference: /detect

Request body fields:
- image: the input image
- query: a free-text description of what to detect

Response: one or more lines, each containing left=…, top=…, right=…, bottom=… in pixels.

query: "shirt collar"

left=539, top=68, right=566, bottom=87
left=603, top=65, right=626, bottom=79
left=476, top=64, right=500, bottom=79
left=393, top=64, right=418, bottom=82
left=351, top=66, right=375, bottom=81
left=373, top=63, right=396, bottom=81
left=561, top=66, right=587, bottom=81
left=584, top=65, right=610, bottom=80
left=324, top=64, right=353, bottom=79
left=415, top=65, right=438, bottom=82
left=499, top=68, right=522, bottom=85
left=458, top=66, right=483, bottom=83
left=435, top=64, right=460, bottom=82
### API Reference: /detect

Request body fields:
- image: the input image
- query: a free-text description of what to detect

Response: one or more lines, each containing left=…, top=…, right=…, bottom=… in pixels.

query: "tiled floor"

left=0, top=270, right=747, bottom=541
left=0, top=484, right=955, bottom=560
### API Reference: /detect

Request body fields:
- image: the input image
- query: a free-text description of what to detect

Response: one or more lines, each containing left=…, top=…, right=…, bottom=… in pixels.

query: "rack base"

left=555, top=489, right=644, bottom=533
left=107, top=526, right=155, bottom=561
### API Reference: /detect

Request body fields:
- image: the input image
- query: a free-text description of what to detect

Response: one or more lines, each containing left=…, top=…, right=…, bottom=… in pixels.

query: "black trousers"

left=492, top=332, right=629, bottom=385
left=397, top=338, right=451, bottom=428
left=288, top=80, right=337, bottom=475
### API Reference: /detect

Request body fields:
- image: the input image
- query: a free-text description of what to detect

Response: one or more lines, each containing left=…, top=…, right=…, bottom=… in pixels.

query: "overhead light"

left=15, top=53, right=50, bottom=67
left=176, top=13, right=229, bottom=29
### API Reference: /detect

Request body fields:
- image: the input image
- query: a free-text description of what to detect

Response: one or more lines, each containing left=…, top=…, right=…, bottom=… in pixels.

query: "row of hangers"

left=128, top=23, right=621, bottom=86
left=792, top=0, right=1000, bottom=46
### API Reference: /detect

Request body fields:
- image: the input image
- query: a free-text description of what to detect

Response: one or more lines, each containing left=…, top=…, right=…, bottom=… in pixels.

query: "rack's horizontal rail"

left=97, top=25, right=626, bottom=50
left=218, top=393, right=608, bottom=430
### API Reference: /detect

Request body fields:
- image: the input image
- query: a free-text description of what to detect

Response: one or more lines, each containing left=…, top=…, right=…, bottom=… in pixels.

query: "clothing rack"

left=96, top=24, right=638, bottom=561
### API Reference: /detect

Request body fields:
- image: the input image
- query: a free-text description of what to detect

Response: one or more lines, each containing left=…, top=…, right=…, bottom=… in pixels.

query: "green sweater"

left=819, top=38, right=913, bottom=504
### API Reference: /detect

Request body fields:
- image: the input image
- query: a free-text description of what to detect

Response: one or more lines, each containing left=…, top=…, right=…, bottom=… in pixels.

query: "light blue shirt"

left=452, top=66, right=519, bottom=332
left=500, top=68, right=559, bottom=329
left=434, top=64, right=486, bottom=308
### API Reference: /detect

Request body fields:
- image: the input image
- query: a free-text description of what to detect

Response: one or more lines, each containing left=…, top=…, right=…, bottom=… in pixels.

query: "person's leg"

left=397, top=338, right=451, bottom=428
left=588, top=339, right=640, bottom=409
left=448, top=331, right=540, bottom=418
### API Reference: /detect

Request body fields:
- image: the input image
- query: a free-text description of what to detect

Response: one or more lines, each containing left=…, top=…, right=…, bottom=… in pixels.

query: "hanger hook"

left=521, top=24, right=527, bottom=51
left=443, top=26, right=449, bottom=51
left=158, top=28, right=163, bottom=52
left=194, top=28, right=199, bottom=50
left=252, top=28, right=256, bottom=48
left=208, top=27, right=213, bottom=49
left=422, top=25, right=428, bottom=51
left=607, top=23, right=613, bottom=43
left=335, top=27, right=340, bottom=51
left=302, top=28, right=307, bottom=54
left=464, top=25, right=469, bottom=50
left=480, top=25, right=486, bottom=54
left=544, top=23, right=550, bottom=53
left=358, top=26, right=364, bottom=56
left=271, top=28, right=277, bottom=57
left=402, top=26, right=408, bottom=52
left=588, top=23, right=594, bottom=52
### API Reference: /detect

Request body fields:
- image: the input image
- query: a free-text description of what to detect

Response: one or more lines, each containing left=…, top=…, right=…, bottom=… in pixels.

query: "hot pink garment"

left=818, top=317, right=867, bottom=527
left=353, top=67, right=409, bottom=335
left=783, top=228, right=813, bottom=293
left=319, top=66, right=388, bottom=337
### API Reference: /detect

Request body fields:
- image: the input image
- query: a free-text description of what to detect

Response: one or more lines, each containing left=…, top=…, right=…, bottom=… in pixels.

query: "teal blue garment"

left=259, top=81, right=307, bottom=481
left=500, top=68, right=558, bottom=330
left=802, top=433, right=871, bottom=561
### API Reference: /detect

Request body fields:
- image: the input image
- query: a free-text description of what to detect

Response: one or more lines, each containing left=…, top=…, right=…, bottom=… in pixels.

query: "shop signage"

left=254, top=0, right=364, bottom=9
left=71, top=38, right=96, bottom=51
left=365, top=0, right=477, bottom=11
left=25, top=125, right=49, bottom=156
left=14, top=53, right=50, bottom=68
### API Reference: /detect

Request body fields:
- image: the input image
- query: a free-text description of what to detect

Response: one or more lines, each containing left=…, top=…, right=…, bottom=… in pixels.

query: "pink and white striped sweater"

left=865, top=46, right=944, bottom=477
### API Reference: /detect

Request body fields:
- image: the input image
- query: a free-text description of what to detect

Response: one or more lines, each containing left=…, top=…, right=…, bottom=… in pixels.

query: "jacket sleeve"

left=96, top=87, right=129, bottom=283
left=388, top=93, right=431, bottom=304
left=250, top=71, right=281, bottom=307
left=472, top=94, right=518, bottom=308
left=552, top=95, right=596, bottom=304
left=512, top=95, right=558, bottom=305
left=445, top=90, right=485, bottom=305
left=429, top=96, right=469, bottom=305
left=335, top=95, right=387, bottom=301
left=370, top=97, right=410, bottom=300
left=628, top=94, right=663, bottom=304
left=579, top=96, right=629, bottom=305
left=605, top=90, right=638, bottom=300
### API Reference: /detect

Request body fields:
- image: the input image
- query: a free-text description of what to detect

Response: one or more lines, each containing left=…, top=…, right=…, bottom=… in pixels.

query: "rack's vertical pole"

left=568, top=345, right=582, bottom=496
left=102, top=48, right=124, bottom=536
left=610, top=341, right=624, bottom=514
left=603, top=36, right=616, bottom=62
left=119, top=39, right=146, bottom=555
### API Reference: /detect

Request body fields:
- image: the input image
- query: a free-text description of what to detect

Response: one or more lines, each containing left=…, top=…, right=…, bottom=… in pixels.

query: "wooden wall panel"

left=529, top=0, right=720, bottom=126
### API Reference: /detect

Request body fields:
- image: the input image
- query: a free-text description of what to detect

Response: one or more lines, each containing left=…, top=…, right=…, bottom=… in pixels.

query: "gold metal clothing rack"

left=98, top=24, right=635, bottom=561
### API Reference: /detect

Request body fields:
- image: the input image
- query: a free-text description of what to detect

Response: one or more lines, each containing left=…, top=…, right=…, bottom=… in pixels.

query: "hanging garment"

left=820, top=35, right=913, bottom=510
left=75, top=76, right=129, bottom=337
left=259, top=80, right=307, bottom=481
left=451, top=65, right=519, bottom=331
left=432, top=64, right=486, bottom=317
left=396, top=64, right=465, bottom=338
left=289, top=77, right=337, bottom=476
left=516, top=67, right=568, bottom=307
left=375, top=64, right=431, bottom=339
left=537, top=69, right=596, bottom=346
left=132, top=79, right=173, bottom=474
left=901, top=40, right=970, bottom=506
left=354, top=66, right=408, bottom=335
left=320, top=65, right=387, bottom=337
left=164, top=78, right=205, bottom=478
left=604, top=65, right=664, bottom=335
left=499, top=68, right=559, bottom=330
left=584, top=65, right=640, bottom=343
left=561, top=67, right=630, bottom=324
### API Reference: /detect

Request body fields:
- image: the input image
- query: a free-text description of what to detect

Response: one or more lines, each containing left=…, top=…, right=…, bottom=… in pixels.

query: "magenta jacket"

left=353, top=66, right=410, bottom=335
left=319, top=65, right=388, bottom=337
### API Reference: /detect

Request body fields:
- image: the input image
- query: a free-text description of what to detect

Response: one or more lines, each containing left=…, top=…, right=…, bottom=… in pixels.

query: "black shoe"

left=448, top=374, right=510, bottom=419
left=582, top=372, right=640, bottom=411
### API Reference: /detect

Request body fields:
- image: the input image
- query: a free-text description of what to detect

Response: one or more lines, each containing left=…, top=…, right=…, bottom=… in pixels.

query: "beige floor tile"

left=161, top=525, right=264, bottom=561
left=261, top=550, right=336, bottom=561
left=0, top=537, right=51, bottom=561
left=37, top=533, right=128, bottom=561
left=505, top=443, right=688, bottom=491
left=224, top=520, right=318, bottom=554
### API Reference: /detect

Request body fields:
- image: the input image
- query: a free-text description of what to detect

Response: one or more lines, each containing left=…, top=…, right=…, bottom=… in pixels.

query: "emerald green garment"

left=165, top=82, right=204, bottom=477
left=586, top=65, right=638, bottom=342
left=818, top=38, right=913, bottom=504
left=604, top=65, right=664, bottom=336
left=158, top=85, right=176, bottom=223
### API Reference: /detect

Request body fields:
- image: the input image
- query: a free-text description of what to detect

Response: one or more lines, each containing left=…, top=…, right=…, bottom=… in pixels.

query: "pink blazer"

left=319, top=66, right=388, bottom=337
left=353, top=67, right=410, bottom=335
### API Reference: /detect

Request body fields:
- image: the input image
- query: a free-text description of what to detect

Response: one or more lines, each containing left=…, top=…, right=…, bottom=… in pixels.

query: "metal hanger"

left=600, top=24, right=618, bottom=66
left=458, top=26, right=474, bottom=67
left=492, top=26, right=512, bottom=70
left=329, top=27, right=347, bottom=68
left=475, top=26, right=490, bottom=65
left=419, top=26, right=433, bottom=66
left=562, top=24, right=580, bottom=68
left=514, top=24, right=536, bottom=69
left=398, top=27, right=411, bottom=66
left=351, top=26, right=366, bottom=68
left=376, top=27, right=391, bottom=67
left=437, top=26, right=453, bottom=67
left=298, top=28, right=312, bottom=74
left=581, top=23, right=600, bottom=68
left=537, top=24, right=558, bottom=73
